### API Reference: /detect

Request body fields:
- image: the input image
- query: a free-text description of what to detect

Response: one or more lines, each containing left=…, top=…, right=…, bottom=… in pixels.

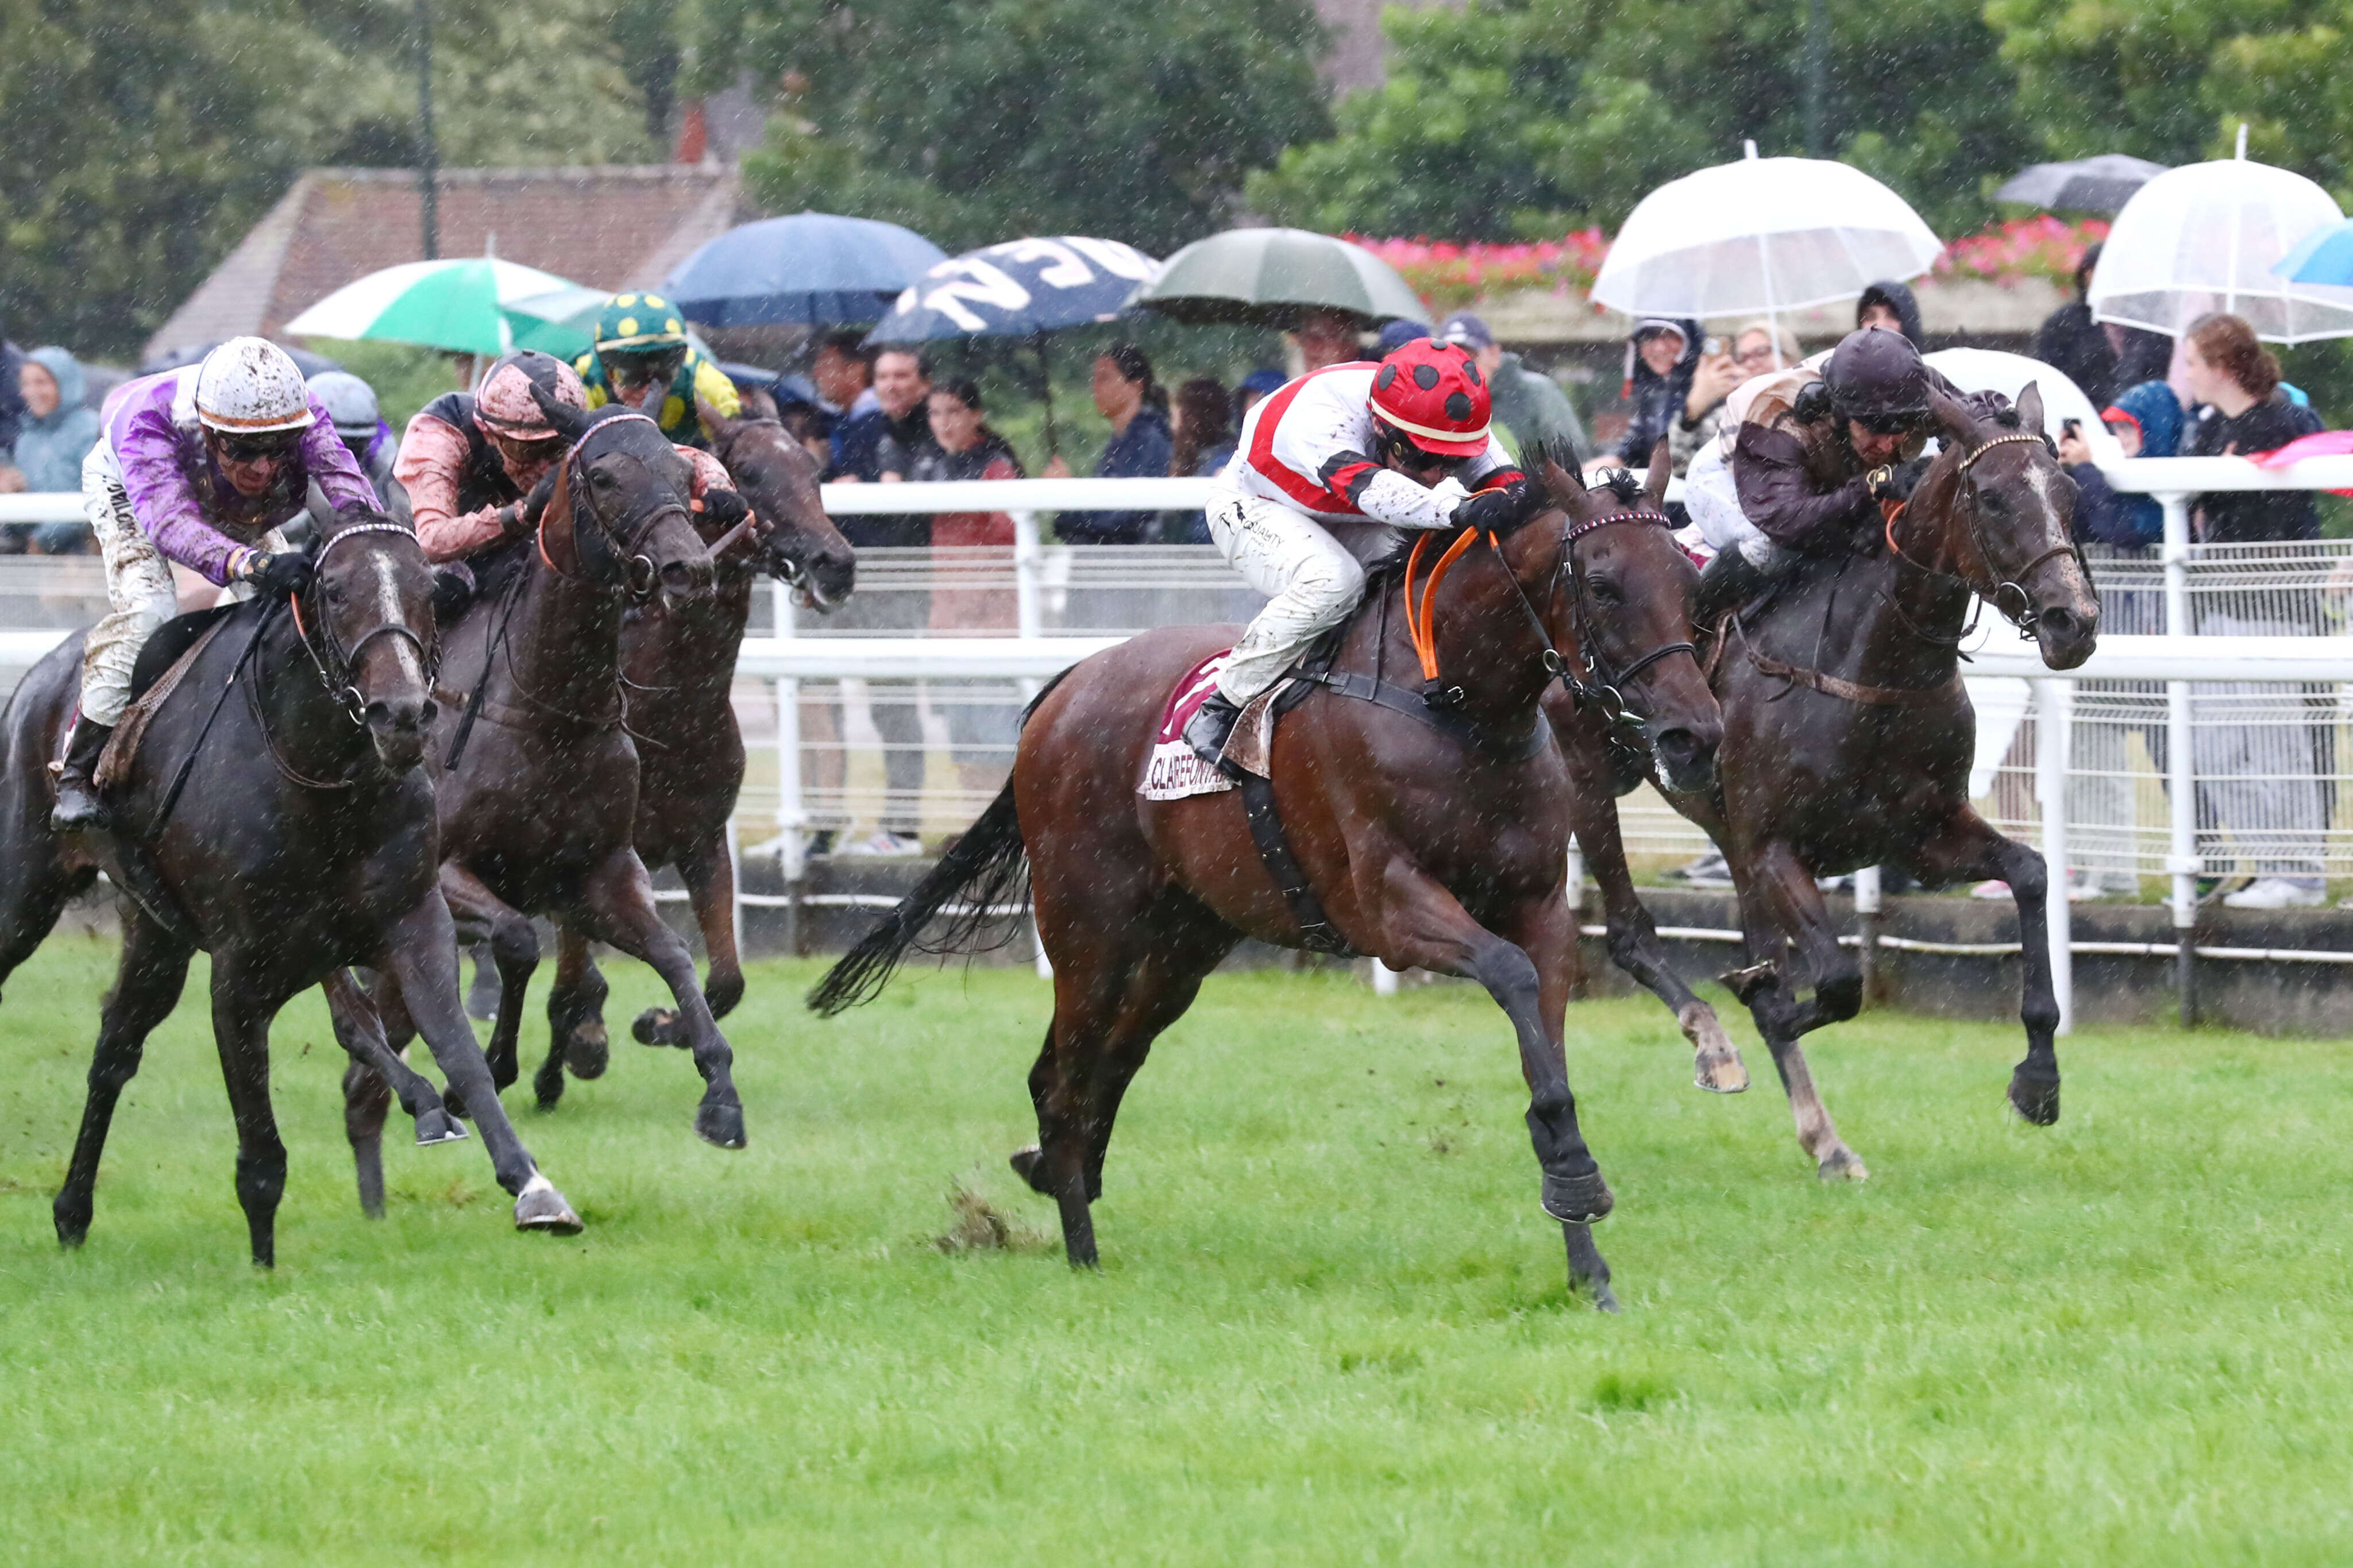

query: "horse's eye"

left=1586, top=574, right=1621, bottom=604
left=592, top=468, right=617, bottom=488
left=323, top=581, right=346, bottom=603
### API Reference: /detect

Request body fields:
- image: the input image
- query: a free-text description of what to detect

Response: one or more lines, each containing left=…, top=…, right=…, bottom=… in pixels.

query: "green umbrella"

left=1124, top=227, right=1428, bottom=328
left=283, top=258, right=605, bottom=358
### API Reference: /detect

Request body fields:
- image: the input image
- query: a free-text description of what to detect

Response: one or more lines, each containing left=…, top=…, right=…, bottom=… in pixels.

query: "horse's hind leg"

left=634, top=836, right=743, bottom=1048
left=1570, top=779, right=1745, bottom=1092
left=538, top=924, right=609, bottom=1111
left=440, top=863, right=538, bottom=1106
left=1726, top=841, right=1869, bottom=1180
left=576, top=847, right=743, bottom=1150
left=1905, top=806, right=2061, bottom=1125
left=53, top=910, right=192, bottom=1247
left=324, top=969, right=465, bottom=1218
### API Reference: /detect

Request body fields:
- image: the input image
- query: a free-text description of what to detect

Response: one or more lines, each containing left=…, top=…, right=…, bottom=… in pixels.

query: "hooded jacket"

left=2065, top=380, right=2180, bottom=547
left=1857, top=280, right=1926, bottom=349
left=9, top=347, right=101, bottom=495
left=1618, top=319, right=1700, bottom=464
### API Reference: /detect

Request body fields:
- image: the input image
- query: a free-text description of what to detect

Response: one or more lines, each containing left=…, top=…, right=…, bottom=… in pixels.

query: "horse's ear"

left=1534, top=443, right=1581, bottom=515
left=1927, top=384, right=1977, bottom=445
left=2015, top=380, right=2046, bottom=437
left=697, top=396, right=737, bottom=445
left=1642, top=435, right=1671, bottom=508
left=532, top=385, right=593, bottom=445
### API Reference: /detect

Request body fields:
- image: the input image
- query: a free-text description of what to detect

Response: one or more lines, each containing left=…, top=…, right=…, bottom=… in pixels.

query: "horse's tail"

left=806, top=782, right=1030, bottom=1016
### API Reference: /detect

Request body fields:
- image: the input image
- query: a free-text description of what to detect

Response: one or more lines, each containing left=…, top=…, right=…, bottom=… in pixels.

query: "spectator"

left=772, top=372, right=835, bottom=463
left=1668, top=320, right=1798, bottom=477
left=870, top=345, right=938, bottom=481
left=11, top=349, right=102, bottom=554
left=0, top=330, right=25, bottom=474
left=1374, top=317, right=1430, bottom=357
left=1615, top=318, right=1700, bottom=466
left=1856, top=280, right=1925, bottom=346
left=2176, top=311, right=2329, bottom=910
left=812, top=331, right=891, bottom=484
left=911, top=376, right=1027, bottom=802
left=1291, top=307, right=1363, bottom=373
left=1236, top=368, right=1286, bottom=422
left=1440, top=311, right=1588, bottom=465
left=306, top=370, right=408, bottom=527
left=1043, top=341, right=1172, bottom=544
left=1162, top=376, right=1238, bottom=544
left=2035, top=245, right=2119, bottom=408
left=2056, top=380, right=2180, bottom=549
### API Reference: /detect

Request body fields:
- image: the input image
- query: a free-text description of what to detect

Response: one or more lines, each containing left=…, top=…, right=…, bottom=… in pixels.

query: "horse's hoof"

left=533, top=1059, right=566, bottom=1114
left=2008, top=1068, right=2061, bottom=1127
left=1693, top=1047, right=1749, bottom=1094
left=1009, top=1145, right=1050, bottom=1194
left=1542, top=1169, right=1614, bottom=1224
left=513, top=1172, right=584, bottom=1234
left=632, top=1008, right=687, bottom=1048
left=696, top=1100, right=746, bottom=1150
left=566, top=1023, right=610, bottom=1079
left=53, top=1208, right=88, bottom=1249
left=1816, top=1146, right=1870, bottom=1181
left=413, top=1107, right=470, bottom=1146
left=439, top=1086, right=474, bottom=1121
left=1586, top=1281, right=1622, bottom=1314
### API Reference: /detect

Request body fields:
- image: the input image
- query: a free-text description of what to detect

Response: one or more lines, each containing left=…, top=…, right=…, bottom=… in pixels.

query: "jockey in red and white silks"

left=1184, top=335, right=1545, bottom=770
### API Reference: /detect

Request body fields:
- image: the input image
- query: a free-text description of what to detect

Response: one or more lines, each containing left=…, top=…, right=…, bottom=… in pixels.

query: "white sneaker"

left=839, top=830, right=925, bottom=857
left=1970, top=879, right=2011, bottom=900
left=2222, top=876, right=2326, bottom=910
left=1661, top=850, right=1734, bottom=889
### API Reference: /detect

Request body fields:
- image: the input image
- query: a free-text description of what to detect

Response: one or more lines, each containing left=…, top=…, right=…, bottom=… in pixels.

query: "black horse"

left=0, top=508, right=577, bottom=1266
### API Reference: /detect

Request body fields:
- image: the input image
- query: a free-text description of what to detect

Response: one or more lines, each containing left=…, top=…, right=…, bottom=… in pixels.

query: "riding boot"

left=1181, top=690, right=1247, bottom=778
left=1694, top=548, right=1769, bottom=629
left=50, top=719, right=115, bottom=833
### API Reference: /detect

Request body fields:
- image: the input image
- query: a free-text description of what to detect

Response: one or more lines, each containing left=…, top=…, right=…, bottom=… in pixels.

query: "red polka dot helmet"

left=1368, top=338, right=1492, bottom=457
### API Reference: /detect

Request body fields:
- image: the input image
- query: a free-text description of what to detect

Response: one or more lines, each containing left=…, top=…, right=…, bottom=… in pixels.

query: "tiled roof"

left=145, top=163, right=743, bottom=359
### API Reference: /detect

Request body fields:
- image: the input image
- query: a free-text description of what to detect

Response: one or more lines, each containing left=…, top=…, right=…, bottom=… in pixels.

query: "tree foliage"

left=0, top=0, right=658, bottom=357
left=704, top=0, right=1333, bottom=256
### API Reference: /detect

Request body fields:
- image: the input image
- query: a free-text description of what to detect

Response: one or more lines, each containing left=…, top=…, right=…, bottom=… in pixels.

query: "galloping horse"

left=334, top=398, right=749, bottom=1152
left=0, top=509, right=578, bottom=1265
left=535, top=401, right=854, bottom=1108
left=1563, top=384, right=2099, bottom=1180
left=812, top=451, right=1718, bottom=1308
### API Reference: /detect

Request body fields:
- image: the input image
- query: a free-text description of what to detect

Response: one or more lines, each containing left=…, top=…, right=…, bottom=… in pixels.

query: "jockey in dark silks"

left=1694, top=326, right=1997, bottom=624
left=573, top=293, right=739, bottom=451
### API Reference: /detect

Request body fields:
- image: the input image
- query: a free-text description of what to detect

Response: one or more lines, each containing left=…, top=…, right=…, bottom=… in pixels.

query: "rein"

left=1882, top=430, right=2084, bottom=636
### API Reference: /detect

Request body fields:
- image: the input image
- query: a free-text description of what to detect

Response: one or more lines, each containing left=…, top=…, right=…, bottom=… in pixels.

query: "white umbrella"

left=1591, top=142, right=1943, bottom=339
left=2088, top=125, right=2353, bottom=344
left=1924, top=347, right=2120, bottom=463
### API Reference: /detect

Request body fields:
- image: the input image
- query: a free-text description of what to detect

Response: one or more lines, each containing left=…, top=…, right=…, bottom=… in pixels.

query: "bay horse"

left=0, top=508, right=578, bottom=1266
left=534, top=401, right=854, bottom=1109
left=332, top=399, right=750, bottom=1152
left=812, top=449, right=1719, bottom=1309
left=1563, top=384, right=2099, bottom=1180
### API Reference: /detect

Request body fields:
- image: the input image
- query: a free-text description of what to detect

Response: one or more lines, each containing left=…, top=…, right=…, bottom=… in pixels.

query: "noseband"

left=539, top=412, right=697, bottom=600
left=1547, top=506, right=1699, bottom=730
left=1887, top=430, right=2088, bottom=635
left=290, top=522, right=438, bottom=725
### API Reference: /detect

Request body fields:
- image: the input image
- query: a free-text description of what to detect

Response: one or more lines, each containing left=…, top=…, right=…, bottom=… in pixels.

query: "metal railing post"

left=2161, top=492, right=2198, bottom=1026
left=1852, top=864, right=1881, bottom=1006
left=2035, top=678, right=2074, bottom=1036
left=1012, top=508, right=1045, bottom=707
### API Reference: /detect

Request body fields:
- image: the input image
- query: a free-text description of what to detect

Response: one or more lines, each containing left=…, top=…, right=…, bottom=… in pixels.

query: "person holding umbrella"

left=574, top=293, right=739, bottom=450
left=1180, top=338, right=1545, bottom=772
left=1042, top=342, right=1173, bottom=544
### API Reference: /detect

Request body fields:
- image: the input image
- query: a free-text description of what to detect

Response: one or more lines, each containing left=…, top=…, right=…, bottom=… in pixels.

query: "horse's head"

left=533, top=391, right=716, bottom=610
left=303, top=508, right=439, bottom=772
left=1536, top=440, right=1722, bottom=793
left=1919, top=383, right=2100, bottom=670
left=700, top=398, right=857, bottom=609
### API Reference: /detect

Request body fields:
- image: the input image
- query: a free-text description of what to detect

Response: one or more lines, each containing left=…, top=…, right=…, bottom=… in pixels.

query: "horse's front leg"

left=633, top=834, right=744, bottom=1047
left=1363, top=854, right=1616, bottom=1306
left=1568, top=768, right=1746, bottom=1092
left=574, top=847, right=744, bottom=1150
left=437, top=862, right=539, bottom=1102
left=321, top=968, right=465, bottom=1219
left=1903, top=805, right=2061, bottom=1125
left=1725, top=837, right=1869, bottom=1180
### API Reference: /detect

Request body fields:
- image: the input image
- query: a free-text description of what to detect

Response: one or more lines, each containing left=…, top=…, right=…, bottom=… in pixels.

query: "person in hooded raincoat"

left=12, top=348, right=103, bottom=553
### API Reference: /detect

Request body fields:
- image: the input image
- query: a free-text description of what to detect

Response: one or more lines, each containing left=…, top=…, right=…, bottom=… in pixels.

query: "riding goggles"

left=1850, top=410, right=1925, bottom=437
left=214, top=431, right=302, bottom=464
left=605, top=347, right=688, bottom=389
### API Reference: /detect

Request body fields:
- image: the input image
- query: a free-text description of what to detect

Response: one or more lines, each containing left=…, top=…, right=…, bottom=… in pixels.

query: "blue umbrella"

left=661, top=213, right=948, bottom=327
left=865, top=236, right=1157, bottom=457
left=2273, top=218, right=2353, bottom=287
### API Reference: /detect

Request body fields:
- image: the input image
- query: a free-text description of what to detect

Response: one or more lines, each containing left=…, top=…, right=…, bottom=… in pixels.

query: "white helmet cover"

left=305, top=370, right=381, bottom=438
left=194, top=337, right=316, bottom=435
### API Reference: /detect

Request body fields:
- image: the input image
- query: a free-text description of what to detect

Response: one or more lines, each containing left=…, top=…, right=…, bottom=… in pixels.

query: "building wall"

left=1313, top=0, right=1463, bottom=94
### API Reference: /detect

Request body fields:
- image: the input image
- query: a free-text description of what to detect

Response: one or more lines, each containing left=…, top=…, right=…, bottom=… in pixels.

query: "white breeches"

left=1205, top=482, right=1368, bottom=703
left=79, top=442, right=280, bottom=726
left=1683, top=440, right=1788, bottom=570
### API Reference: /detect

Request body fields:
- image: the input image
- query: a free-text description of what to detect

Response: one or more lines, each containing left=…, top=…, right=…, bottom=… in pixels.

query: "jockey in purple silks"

left=53, top=337, right=381, bottom=831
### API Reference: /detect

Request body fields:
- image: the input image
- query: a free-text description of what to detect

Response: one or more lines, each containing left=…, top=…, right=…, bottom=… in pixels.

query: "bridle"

left=537, top=412, right=698, bottom=601
left=710, top=415, right=837, bottom=607
left=1883, top=430, right=2089, bottom=636
left=288, top=521, right=439, bottom=726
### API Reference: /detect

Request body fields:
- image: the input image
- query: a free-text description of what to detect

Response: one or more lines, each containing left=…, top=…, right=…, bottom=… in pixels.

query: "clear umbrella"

left=1590, top=142, right=1943, bottom=346
left=1994, top=154, right=2169, bottom=216
left=2089, top=126, right=2353, bottom=344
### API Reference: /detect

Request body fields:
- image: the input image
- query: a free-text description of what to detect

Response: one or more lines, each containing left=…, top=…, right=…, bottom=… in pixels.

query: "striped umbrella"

left=283, top=258, right=607, bottom=357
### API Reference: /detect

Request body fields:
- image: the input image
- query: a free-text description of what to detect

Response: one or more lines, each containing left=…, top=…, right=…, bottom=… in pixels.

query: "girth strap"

left=1309, top=670, right=1552, bottom=761
left=1236, top=773, right=1356, bottom=957
left=1745, top=642, right=1961, bottom=708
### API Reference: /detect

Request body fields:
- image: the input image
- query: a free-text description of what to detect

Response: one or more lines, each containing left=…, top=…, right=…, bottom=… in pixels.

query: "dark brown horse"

left=1562, top=385, right=2099, bottom=1179
left=535, top=403, right=854, bottom=1107
left=334, top=400, right=750, bottom=1152
left=0, top=509, right=578, bottom=1265
left=812, top=451, right=1718, bottom=1308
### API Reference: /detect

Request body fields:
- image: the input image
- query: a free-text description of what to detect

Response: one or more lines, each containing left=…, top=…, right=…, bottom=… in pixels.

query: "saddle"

left=90, top=604, right=240, bottom=793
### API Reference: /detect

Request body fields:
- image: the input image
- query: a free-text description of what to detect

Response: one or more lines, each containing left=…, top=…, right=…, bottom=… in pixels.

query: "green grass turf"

left=2, top=936, right=2350, bottom=1565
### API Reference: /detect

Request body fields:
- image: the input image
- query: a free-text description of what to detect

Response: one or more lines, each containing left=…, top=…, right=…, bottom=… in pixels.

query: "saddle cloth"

left=1138, top=649, right=1289, bottom=801
left=86, top=613, right=236, bottom=794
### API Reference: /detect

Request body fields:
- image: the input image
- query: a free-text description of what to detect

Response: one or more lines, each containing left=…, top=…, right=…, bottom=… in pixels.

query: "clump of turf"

left=932, top=1181, right=1051, bottom=1254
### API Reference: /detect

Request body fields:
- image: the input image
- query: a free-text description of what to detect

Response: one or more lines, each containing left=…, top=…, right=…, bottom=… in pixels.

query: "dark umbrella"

left=661, top=213, right=949, bottom=328
left=1125, top=227, right=1425, bottom=328
left=865, top=236, right=1157, bottom=457
left=1995, top=155, right=2170, bottom=215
